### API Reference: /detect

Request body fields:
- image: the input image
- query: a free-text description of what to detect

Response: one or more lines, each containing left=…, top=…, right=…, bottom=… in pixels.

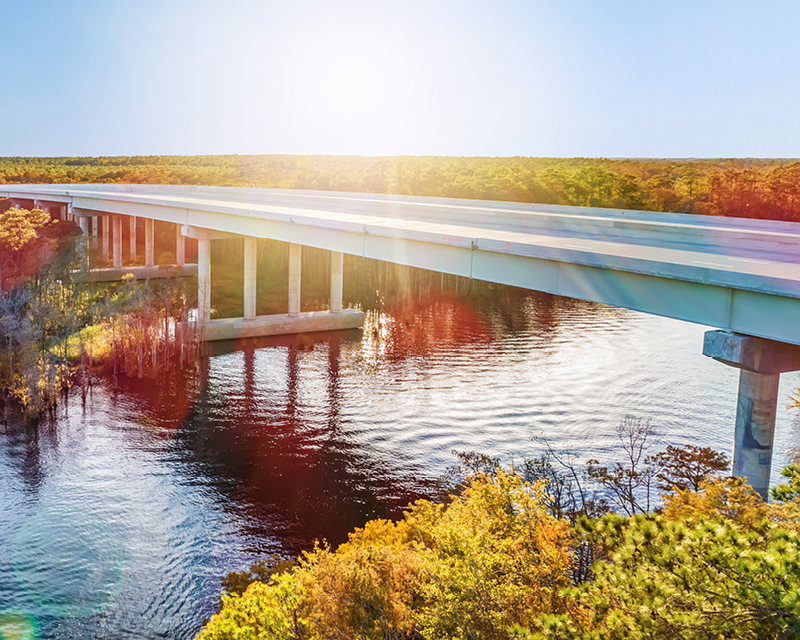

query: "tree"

left=220, top=556, right=298, bottom=599
left=298, top=519, right=423, bottom=640
left=409, top=470, right=575, bottom=640
left=532, top=515, right=800, bottom=640
left=0, top=206, right=49, bottom=251
left=0, top=207, right=51, bottom=289
left=652, top=444, right=729, bottom=493
left=198, top=573, right=309, bottom=640
left=661, top=477, right=771, bottom=531
left=522, top=476, right=800, bottom=640
left=585, top=416, right=660, bottom=516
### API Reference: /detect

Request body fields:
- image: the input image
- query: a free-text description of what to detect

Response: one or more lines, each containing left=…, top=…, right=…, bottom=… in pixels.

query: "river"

left=1, top=289, right=798, bottom=639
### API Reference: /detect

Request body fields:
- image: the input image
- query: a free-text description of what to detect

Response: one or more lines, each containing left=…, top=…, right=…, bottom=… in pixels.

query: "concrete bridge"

left=2, top=183, right=800, bottom=498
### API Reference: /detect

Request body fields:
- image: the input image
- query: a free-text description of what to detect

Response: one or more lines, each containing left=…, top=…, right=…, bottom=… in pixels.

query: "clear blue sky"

left=1, top=0, right=797, bottom=158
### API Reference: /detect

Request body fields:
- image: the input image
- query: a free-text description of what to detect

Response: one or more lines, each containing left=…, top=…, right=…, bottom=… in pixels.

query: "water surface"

left=2, top=291, right=798, bottom=639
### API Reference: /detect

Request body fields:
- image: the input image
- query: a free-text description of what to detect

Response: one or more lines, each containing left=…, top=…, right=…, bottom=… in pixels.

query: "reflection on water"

left=1, top=289, right=799, bottom=639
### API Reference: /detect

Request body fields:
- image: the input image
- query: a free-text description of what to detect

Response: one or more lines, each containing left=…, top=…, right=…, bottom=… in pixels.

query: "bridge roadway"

left=3, top=182, right=799, bottom=345
left=3, top=183, right=800, bottom=497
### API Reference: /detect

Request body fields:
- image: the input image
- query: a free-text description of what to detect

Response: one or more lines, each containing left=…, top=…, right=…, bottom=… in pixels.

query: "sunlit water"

left=2, top=291, right=799, bottom=639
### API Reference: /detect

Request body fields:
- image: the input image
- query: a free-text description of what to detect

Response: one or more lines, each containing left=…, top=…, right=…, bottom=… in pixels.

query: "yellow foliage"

left=52, top=324, right=108, bottom=361
left=297, top=519, right=423, bottom=639
left=196, top=471, right=576, bottom=640
left=197, top=573, right=307, bottom=640
left=662, top=476, right=772, bottom=531
left=0, top=207, right=49, bottom=252
left=407, top=470, right=575, bottom=639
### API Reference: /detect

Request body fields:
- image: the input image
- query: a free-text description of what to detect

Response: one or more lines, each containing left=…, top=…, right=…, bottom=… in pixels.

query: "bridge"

left=2, top=183, right=800, bottom=498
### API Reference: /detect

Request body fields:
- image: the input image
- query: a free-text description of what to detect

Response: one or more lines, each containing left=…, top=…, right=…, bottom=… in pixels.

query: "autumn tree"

left=652, top=444, right=730, bottom=493
left=0, top=206, right=51, bottom=289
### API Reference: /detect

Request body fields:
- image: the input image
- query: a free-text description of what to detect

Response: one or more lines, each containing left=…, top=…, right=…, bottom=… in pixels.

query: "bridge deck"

left=3, top=184, right=799, bottom=345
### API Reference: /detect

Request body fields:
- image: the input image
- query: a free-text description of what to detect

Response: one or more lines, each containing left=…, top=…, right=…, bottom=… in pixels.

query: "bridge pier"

left=130, top=217, right=137, bottom=262
left=64, top=209, right=195, bottom=282
left=243, top=237, right=257, bottom=320
left=32, top=200, right=69, bottom=224
left=176, top=226, right=185, bottom=266
left=112, top=215, right=123, bottom=269
left=197, top=237, right=211, bottom=323
left=331, top=251, right=343, bottom=313
left=704, top=331, right=800, bottom=499
left=78, top=215, right=91, bottom=271
left=288, top=243, right=301, bottom=316
left=145, top=218, right=155, bottom=267
left=182, top=227, right=363, bottom=341
left=78, top=214, right=90, bottom=237
left=102, top=214, right=110, bottom=263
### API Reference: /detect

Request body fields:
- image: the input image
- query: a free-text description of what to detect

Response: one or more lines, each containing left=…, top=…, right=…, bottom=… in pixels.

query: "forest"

left=1, top=154, right=799, bottom=221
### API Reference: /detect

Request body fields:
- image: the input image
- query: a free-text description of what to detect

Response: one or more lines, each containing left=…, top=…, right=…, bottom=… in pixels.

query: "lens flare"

left=12, top=508, right=125, bottom=618
left=0, top=611, right=37, bottom=640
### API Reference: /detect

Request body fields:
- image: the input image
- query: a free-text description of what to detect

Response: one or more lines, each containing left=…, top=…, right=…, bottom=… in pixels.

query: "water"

left=2, top=291, right=799, bottom=639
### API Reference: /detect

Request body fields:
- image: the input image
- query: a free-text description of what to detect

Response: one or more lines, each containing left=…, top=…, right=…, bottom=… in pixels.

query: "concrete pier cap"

left=703, top=331, right=800, bottom=375
left=703, top=330, right=800, bottom=499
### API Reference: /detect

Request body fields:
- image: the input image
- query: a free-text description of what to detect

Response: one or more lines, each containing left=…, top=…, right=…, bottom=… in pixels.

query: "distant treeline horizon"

left=2, top=154, right=799, bottom=221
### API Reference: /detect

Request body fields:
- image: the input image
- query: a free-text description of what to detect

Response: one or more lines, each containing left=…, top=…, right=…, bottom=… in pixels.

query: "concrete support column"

left=731, top=370, right=779, bottom=498
left=130, top=217, right=137, bottom=263
left=197, top=238, right=211, bottom=323
left=102, top=215, right=110, bottom=264
left=243, top=237, right=257, bottom=320
left=288, top=243, right=301, bottom=316
left=60, top=205, right=67, bottom=221
left=145, top=218, right=155, bottom=267
left=330, top=250, right=343, bottom=313
left=176, top=226, right=185, bottom=266
left=112, top=215, right=123, bottom=269
left=79, top=216, right=91, bottom=272
left=704, top=330, right=800, bottom=499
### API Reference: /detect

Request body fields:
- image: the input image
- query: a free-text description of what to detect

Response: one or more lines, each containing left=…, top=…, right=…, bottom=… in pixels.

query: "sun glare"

left=257, top=8, right=446, bottom=144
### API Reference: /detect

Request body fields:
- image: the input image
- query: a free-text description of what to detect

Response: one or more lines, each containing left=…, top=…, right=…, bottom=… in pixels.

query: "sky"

left=0, top=0, right=797, bottom=158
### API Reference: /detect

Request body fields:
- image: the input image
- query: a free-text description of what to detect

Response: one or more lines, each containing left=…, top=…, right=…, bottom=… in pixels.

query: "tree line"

left=1, top=155, right=799, bottom=221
